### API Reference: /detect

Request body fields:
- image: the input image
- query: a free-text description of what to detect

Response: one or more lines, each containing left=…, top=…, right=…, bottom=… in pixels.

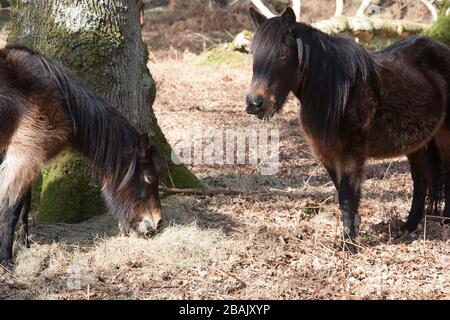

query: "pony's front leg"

left=0, top=199, right=25, bottom=270
left=337, top=161, right=364, bottom=252
left=0, top=150, right=42, bottom=269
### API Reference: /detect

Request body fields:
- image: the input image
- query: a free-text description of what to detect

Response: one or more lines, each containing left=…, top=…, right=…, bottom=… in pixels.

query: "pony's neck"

left=292, top=24, right=374, bottom=143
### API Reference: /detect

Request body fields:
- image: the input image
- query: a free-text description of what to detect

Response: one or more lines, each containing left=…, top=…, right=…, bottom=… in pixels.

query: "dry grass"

left=2, top=52, right=448, bottom=300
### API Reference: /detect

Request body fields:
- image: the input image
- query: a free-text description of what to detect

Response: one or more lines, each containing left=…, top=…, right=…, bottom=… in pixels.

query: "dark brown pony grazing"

left=246, top=7, right=450, bottom=251
left=0, top=45, right=165, bottom=269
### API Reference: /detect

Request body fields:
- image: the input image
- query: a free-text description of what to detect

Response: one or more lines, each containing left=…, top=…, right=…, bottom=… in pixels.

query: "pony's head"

left=246, top=7, right=299, bottom=120
left=104, top=133, right=165, bottom=237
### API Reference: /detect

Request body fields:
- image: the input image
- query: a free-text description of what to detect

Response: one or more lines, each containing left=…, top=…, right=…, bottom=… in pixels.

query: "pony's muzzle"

left=137, top=212, right=162, bottom=236
left=246, top=95, right=264, bottom=115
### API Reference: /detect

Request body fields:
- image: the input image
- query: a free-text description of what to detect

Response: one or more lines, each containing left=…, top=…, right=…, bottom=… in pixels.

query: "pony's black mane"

left=252, top=19, right=375, bottom=143
left=6, top=45, right=141, bottom=190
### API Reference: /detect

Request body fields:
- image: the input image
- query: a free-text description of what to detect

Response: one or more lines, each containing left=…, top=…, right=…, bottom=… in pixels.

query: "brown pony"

left=0, top=45, right=164, bottom=269
left=246, top=7, right=450, bottom=251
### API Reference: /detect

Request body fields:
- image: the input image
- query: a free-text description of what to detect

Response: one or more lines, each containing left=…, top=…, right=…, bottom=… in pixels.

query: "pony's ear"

left=280, top=7, right=296, bottom=29
left=250, top=7, right=267, bottom=28
left=139, top=133, right=150, bottom=160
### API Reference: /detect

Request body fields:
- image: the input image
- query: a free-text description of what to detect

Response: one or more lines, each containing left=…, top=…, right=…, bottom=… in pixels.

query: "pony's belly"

left=367, top=56, right=448, bottom=159
left=367, top=102, right=445, bottom=159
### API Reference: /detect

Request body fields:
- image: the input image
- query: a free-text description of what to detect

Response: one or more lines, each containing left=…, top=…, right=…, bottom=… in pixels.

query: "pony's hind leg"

left=443, top=174, right=450, bottom=223
left=434, top=128, right=450, bottom=223
left=15, top=189, right=32, bottom=248
left=404, top=149, right=430, bottom=233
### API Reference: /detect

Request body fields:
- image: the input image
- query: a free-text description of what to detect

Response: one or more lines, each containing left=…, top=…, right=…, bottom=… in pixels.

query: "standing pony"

left=0, top=45, right=164, bottom=269
left=246, top=7, right=450, bottom=250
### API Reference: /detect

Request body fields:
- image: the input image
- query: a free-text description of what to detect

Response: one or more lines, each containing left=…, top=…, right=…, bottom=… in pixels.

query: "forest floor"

left=1, top=3, right=449, bottom=300
left=1, top=49, right=449, bottom=300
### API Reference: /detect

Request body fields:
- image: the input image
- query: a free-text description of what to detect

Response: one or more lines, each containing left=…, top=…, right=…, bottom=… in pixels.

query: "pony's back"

left=0, top=46, right=67, bottom=153
left=0, top=45, right=140, bottom=187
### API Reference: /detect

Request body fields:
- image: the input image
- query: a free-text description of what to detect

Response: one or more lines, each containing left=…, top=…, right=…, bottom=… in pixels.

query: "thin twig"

left=215, top=268, right=247, bottom=288
left=382, top=161, right=393, bottom=180
left=160, top=186, right=313, bottom=201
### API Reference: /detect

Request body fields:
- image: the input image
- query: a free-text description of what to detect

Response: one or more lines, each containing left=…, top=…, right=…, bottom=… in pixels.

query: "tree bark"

left=8, top=0, right=201, bottom=223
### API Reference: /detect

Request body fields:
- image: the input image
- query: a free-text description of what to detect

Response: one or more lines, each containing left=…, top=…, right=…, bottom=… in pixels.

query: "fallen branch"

left=160, top=186, right=321, bottom=200
left=250, top=0, right=275, bottom=18
left=356, top=0, right=372, bottom=17
left=247, top=1, right=428, bottom=43
left=160, top=186, right=270, bottom=196
left=420, top=0, right=438, bottom=22
left=335, top=0, right=344, bottom=17
left=292, top=0, right=301, bottom=22
left=233, top=15, right=428, bottom=53
left=251, top=0, right=301, bottom=21
left=312, top=16, right=427, bottom=41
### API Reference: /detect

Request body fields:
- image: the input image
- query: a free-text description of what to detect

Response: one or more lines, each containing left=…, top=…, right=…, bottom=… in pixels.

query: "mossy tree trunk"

left=423, top=1, right=450, bottom=45
left=8, top=0, right=201, bottom=223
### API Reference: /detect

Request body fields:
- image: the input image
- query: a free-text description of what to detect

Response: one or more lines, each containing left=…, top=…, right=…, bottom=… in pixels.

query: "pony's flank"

left=8, top=45, right=141, bottom=189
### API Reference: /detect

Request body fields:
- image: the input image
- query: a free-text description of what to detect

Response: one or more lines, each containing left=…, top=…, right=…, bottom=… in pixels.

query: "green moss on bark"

left=37, top=151, right=105, bottom=224
left=423, top=2, right=450, bottom=45
left=31, top=174, right=42, bottom=212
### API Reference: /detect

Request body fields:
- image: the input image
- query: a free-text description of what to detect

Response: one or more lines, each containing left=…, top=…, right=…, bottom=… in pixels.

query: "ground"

left=1, top=51, right=448, bottom=300
left=1, top=4, right=449, bottom=300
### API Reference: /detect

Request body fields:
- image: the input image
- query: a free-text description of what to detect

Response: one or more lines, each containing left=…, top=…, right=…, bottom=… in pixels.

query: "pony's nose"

left=137, top=215, right=162, bottom=236
left=246, top=95, right=264, bottom=114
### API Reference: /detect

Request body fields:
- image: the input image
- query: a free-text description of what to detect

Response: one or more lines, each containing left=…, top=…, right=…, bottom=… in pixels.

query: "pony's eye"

left=143, top=175, right=153, bottom=184
left=279, top=49, right=289, bottom=61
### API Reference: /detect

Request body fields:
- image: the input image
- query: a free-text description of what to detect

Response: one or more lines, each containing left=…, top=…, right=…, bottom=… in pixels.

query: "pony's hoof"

left=401, top=222, right=418, bottom=234
left=341, top=237, right=360, bottom=254
left=345, top=243, right=358, bottom=254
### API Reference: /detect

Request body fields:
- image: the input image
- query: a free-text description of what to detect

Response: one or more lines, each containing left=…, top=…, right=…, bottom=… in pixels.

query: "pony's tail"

left=426, top=139, right=444, bottom=216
